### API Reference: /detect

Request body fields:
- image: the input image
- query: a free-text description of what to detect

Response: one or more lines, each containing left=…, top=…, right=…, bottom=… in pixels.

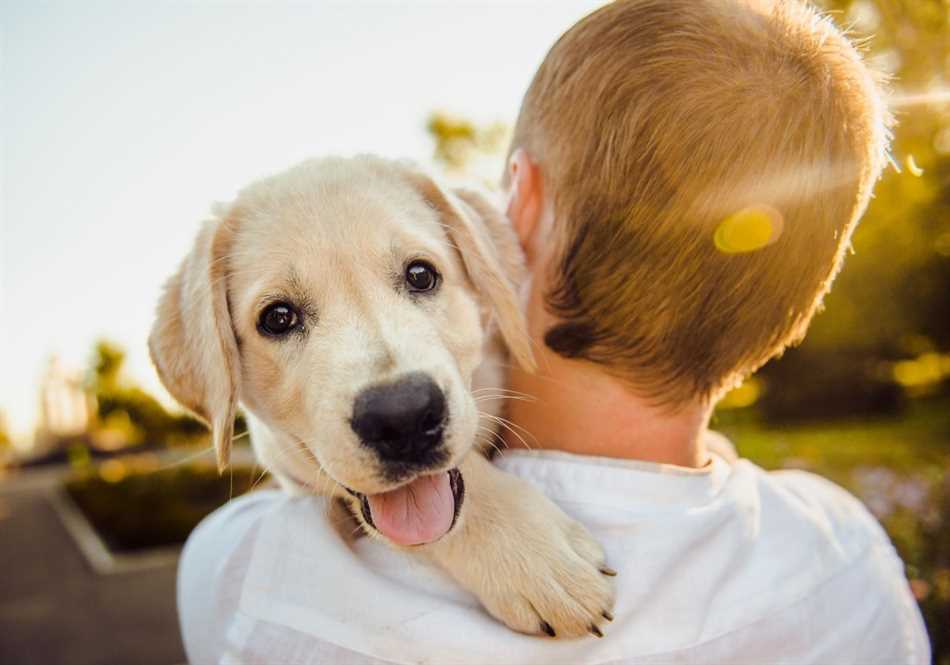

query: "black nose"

left=350, top=373, right=447, bottom=463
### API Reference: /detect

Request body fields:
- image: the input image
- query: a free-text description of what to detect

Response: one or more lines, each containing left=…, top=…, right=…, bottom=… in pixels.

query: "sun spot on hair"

left=714, top=205, right=783, bottom=254
left=905, top=154, right=924, bottom=177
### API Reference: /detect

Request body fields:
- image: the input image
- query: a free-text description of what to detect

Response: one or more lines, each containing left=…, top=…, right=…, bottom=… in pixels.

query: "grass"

left=716, top=397, right=950, bottom=480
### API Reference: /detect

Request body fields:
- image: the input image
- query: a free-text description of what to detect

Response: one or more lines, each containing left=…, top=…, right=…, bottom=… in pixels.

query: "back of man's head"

left=509, top=0, right=890, bottom=406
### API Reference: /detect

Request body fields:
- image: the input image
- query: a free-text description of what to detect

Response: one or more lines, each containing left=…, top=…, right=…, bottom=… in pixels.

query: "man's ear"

left=398, top=166, right=536, bottom=373
left=504, top=148, right=544, bottom=265
left=148, top=216, right=240, bottom=470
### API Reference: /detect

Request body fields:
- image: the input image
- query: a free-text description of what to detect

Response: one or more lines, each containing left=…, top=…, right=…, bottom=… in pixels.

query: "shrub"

left=65, top=461, right=263, bottom=552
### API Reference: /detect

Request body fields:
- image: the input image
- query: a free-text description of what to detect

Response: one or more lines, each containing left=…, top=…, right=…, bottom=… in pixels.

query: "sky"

left=1, top=0, right=605, bottom=439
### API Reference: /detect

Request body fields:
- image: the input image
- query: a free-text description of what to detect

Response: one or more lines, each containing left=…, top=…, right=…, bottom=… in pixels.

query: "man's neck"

left=503, top=349, right=713, bottom=468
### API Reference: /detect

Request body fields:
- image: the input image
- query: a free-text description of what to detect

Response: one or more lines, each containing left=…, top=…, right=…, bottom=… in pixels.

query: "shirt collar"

left=494, top=435, right=734, bottom=510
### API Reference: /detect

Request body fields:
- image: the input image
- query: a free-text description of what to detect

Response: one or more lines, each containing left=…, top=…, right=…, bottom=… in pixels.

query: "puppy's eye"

left=405, top=260, right=440, bottom=293
left=258, top=302, right=300, bottom=337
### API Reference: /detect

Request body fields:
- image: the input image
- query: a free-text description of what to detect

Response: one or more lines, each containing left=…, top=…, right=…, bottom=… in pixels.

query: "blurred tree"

left=87, top=340, right=207, bottom=449
left=0, top=411, right=10, bottom=452
left=427, top=111, right=509, bottom=179
left=758, top=0, right=950, bottom=419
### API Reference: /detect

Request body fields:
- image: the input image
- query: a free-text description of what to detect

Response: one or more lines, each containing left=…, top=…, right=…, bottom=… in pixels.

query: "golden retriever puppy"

left=150, top=155, right=615, bottom=638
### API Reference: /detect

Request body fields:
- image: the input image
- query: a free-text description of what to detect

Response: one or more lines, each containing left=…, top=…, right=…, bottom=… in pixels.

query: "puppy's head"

left=149, top=156, right=533, bottom=545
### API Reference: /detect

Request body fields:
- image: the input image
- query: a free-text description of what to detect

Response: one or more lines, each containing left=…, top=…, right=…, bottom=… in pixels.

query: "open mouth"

left=345, top=468, right=464, bottom=546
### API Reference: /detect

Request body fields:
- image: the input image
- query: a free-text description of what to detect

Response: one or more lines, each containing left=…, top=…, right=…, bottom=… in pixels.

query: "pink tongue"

left=366, top=472, right=454, bottom=546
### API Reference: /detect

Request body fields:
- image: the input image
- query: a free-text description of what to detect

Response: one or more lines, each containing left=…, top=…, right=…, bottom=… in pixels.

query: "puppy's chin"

left=344, top=468, right=465, bottom=547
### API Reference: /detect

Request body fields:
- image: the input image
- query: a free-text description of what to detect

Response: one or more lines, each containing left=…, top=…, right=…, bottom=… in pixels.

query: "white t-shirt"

left=178, top=446, right=930, bottom=665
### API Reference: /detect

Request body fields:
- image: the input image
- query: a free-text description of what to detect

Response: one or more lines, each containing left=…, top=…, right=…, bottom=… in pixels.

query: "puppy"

left=150, top=156, right=615, bottom=638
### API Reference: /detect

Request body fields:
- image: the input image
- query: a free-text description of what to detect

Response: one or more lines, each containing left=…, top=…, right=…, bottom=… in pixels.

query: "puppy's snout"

left=350, top=373, right=446, bottom=463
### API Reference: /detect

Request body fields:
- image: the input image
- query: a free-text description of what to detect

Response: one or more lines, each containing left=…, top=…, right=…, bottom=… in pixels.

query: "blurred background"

left=1, top=1, right=947, bottom=663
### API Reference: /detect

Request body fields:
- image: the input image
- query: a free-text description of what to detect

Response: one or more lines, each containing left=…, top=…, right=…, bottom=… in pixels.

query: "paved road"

left=0, top=481, right=185, bottom=665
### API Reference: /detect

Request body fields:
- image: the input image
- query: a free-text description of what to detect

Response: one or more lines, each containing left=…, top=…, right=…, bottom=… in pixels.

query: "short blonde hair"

left=510, top=0, right=890, bottom=404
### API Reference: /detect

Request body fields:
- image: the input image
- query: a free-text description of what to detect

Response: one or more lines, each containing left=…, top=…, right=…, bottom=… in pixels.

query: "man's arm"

left=853, top=545, right=932, bottom=665
left=178, top=490, right=278, bottom=664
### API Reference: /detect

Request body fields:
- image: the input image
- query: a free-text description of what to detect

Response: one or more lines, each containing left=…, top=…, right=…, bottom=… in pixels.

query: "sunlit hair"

left=508, top=0, right=891, bottom=405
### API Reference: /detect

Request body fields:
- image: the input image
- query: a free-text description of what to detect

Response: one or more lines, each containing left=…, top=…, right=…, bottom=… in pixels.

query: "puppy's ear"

left=149, top=217, right=240, bottom=470
left=402, top=168, right=536, bottom=372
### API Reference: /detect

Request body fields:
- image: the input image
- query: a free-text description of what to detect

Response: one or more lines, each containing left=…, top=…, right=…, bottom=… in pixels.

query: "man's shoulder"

left=689, top=458, right=929, bottom=662
left=176, top=459, right=930, bottom=664
left=721, top=458, right=897, bottom=588
left=183, top=488, right=287, bottom=564
left=177, top=489, right=282, bottom=665
left=747, top=462, right=892, bottom=549
left=184, top=460, right=894, bottom=592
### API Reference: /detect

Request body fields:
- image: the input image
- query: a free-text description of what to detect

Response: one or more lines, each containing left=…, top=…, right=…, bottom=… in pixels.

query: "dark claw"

left=602, top=610, right=614, bottom=622
left=540, top=620, right=556, bottom=637
left=600, top=566, right=618, bottom=577
left=589, top=624, right=604, bottom=638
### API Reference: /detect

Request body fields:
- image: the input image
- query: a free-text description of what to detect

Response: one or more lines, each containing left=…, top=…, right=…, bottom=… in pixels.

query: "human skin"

left=501, top=149, right=712, bottom=468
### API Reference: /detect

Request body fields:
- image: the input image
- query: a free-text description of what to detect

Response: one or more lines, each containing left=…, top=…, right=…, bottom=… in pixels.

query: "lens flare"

left=714, top=205, right=783, bottom=254
left=889, top=89, right=950, bottom=108
left=906, top=154, right=924, bottom=177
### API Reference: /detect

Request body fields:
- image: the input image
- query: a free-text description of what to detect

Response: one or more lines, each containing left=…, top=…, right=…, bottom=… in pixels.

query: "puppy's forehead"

left=229, top=160, right=448, bottom=275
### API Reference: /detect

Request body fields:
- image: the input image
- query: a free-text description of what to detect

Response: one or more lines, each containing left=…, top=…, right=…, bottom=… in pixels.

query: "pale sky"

left=1, top=0, right=605, bottom=439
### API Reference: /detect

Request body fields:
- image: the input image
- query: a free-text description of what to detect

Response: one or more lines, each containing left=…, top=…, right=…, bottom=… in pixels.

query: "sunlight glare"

left=905, top=154, right=924, bottom=177
left=889, top=89, right=950, bottom=109
left=714, top=205, right=783, bottom=254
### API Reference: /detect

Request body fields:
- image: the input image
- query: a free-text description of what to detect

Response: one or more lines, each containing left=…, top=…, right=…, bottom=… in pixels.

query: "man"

left=178, top=1, right=930, bottom=662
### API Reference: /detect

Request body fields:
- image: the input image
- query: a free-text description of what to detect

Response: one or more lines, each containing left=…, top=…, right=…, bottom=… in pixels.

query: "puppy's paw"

left=474, top=496, right=615, bottom=639
left=425, top=456, right=616, bottom=639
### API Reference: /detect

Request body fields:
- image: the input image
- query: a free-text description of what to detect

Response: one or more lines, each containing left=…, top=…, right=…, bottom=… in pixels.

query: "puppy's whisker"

left=319, top=474, right=340, bottom=519
left=476, top=418, right=509, bottom=453
left=475, top=425, right=506, bottom=456
left=230, top=430, right=251, bottom=443
left=474, top=383, right=548, bottom=407
left=474, top=394, right=536, bottom=403
left=493, top=414, right=539, bottom=447
left=255, top=442, right=326, bottom=488
left=249, top=465, right=271, bottom=492
left=481, top=412, right=536, bottom=450
left=264, top=437, right=345, bottom=507
left=472, top=391, right=530, bottom=397
left=155, top=444, right=215, bottom=472
left=472, top=386, right=531, bottom=394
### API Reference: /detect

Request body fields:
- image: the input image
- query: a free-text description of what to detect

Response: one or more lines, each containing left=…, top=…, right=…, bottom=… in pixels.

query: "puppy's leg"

left=423, top=453, right=615, bottom=638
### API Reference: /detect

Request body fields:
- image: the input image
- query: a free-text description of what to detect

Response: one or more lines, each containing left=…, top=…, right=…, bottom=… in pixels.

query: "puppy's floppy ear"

left=149, top=216, right=240, bottom=470
left=401, top=167, right=536, bottom=372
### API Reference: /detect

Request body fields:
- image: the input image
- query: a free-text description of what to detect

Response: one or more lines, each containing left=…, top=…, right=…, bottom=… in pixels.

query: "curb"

left=48, top=486, right=181, bottom=575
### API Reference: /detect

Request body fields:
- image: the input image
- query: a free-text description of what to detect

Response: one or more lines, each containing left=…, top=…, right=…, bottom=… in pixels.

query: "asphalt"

left=0, top=482, right=185, bottom=665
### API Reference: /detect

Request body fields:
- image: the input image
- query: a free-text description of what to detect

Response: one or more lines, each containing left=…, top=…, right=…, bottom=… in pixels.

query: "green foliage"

left=92, top=340, right=124, bottom=390
left=755, top=0, right=950, bottom=416
left=66, top=461, right=261, bottom=551
left=427, top=111, right=509, bottom=174
left=0, top=416, right=9, bottom=452
left=87, top=340, right=207, bottom=448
